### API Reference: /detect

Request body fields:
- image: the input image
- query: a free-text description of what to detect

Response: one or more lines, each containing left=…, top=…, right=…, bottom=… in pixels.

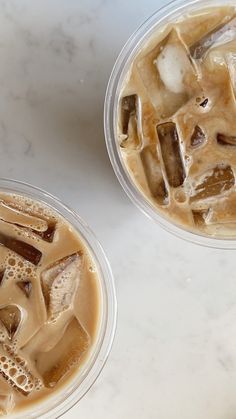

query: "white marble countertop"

left=1, top=0, right=236, bottom=418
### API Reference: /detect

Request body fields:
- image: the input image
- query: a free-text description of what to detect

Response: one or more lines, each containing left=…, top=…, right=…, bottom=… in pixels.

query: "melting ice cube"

left=0, top=306, right=22, bottom=341
left=41, top=253, right=82, bottom=321
left=0, top=200, right=56, bottom=243
left=191, top=125, right=206, bottom=148
left=0, top=272, right=5, bottom=287
left=121, top=95, right=137, bottom=135
left=120, top=94, right=142, bottom=150
left=0, top=200, right=48, bottom=232
left=0, top=233, right=42, bottom=265
left=192, top=209, right=210, bottom=227
left=137, top=29, right=198, bottom=117
left=141, top=146, right=168, bottom=204
left=0, top=394, right=14, bottom=415
left=217, top=132, right=236, bottom=146
left=191, top=165, right=235, bottom=201
left=35, top=317, right=89, bottom=388
left=226, top=53, right=236, bottom=95
left=157, top=122, right=186, bottom=188
left=190, top=16, right=236, bottom=59
left=16, top=281, right=32, bottom=299
left=156, top=43, right=193, bottom=94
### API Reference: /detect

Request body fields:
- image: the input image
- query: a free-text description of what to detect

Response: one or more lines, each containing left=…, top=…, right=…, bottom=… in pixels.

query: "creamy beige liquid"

left=0, top=193, right=100, bottom=415
left=118, top=6, right=236, bottom=237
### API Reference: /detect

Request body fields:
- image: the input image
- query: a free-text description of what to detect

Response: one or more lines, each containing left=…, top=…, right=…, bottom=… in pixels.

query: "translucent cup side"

left=104, top=0, right=236, bottom=249
left=0, top=178, right=117, bottom=419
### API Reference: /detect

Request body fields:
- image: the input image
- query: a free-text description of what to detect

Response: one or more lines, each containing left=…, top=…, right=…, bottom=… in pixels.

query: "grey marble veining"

left=0, top=0, right=235, bottom=418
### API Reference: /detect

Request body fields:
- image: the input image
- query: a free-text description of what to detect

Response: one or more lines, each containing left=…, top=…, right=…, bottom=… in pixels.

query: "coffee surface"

left=118, top=6, right=236, bottom=237
left=0, top=193, right=99, bottom=415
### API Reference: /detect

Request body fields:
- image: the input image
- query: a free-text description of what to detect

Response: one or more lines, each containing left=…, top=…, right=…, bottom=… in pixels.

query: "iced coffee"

left=0, top=192, right=100, bottom=415
left=118, top=6, right=236, bottom=237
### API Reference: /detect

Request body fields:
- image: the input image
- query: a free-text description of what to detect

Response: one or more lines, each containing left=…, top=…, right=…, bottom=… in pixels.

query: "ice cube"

left=226, top=53, right=236, bottom=93
left=7, top=222, right=55, bottom=244
left=207, top=207, right=236, bottom=224
left=199, top=98, right=209, bottom=108
left=192, top=209, right=209, bottom=226
left=217, top=133, right=236, bottom=146
left=140, top=145, right=168, bottom=204
left=157, top=122, right=186, bottom=187
left=0, top=272, right=5, bottom=287
left=41, top=253, right=82, bottom=321
left=190, top=16, right=236, bottom=59
left=0, top=200, right=56, bottom=243
left=202, top=192, right=236, bottom=225
left=137, top=29, right=198, bottom=117
left=0, top=394, right=14, bottom=415
left=16, top=281, right=32, bottom=299
left=0, top=233, right=42, bottom=265
left=120, top=95, right=142, bottom=149
left=191, top=125, right=206, bottom=148
left=0, top=345, right=35, bottom=396
left=191, top=165, right=235, bottom=201
left=156, top=43, right=193, bottom=94
left=35, top=223, right=55, bottom=243
left=0, top=200, right=48, bottom=232
left=121, top=95, right=136, bottom=135
left=0, top=306, right=22, bottom=341
left=35, top=317, right=89, bottom=388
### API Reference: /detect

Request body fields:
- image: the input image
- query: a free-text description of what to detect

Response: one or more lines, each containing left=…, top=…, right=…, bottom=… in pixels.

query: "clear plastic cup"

left=104, top=0, right=236, bottom=249
left=0, top=178, right=117, bottom=419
